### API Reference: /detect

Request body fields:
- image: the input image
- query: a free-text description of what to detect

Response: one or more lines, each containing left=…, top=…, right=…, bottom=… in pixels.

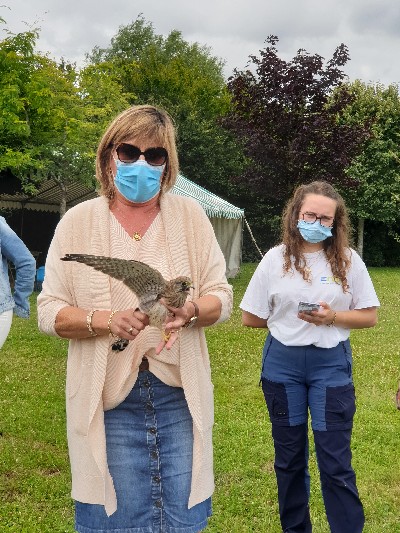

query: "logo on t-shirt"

left=320, top=275, right=340, bottom=284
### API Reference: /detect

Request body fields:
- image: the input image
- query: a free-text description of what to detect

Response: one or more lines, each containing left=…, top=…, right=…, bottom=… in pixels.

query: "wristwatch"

left=183, top=301, right=199, bottom=328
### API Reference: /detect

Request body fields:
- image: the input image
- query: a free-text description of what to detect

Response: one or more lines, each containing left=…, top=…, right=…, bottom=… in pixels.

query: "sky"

left=2, top=0, right=400, bottom=87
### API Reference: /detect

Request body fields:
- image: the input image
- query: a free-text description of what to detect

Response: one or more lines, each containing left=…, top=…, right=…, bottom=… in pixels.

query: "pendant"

left=132, top=232, right=142, bottom=241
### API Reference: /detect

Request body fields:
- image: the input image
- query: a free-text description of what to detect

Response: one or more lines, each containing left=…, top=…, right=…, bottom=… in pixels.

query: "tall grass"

left=0, top=265, right=399, bottom=532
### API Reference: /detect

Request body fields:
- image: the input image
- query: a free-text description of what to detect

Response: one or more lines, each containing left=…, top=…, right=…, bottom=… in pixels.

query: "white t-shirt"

left=240, top=244, right=380, bottom=348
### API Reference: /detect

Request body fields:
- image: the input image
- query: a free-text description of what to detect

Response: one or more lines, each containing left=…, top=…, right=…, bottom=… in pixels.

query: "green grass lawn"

left=0, top=265, right=399, bottom=532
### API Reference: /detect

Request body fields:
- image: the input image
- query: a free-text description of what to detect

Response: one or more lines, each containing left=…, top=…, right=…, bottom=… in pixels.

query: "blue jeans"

left=0, top=309, right=12, bottom=349
left=75, top=371, right=211, bottom=533
left=261, top=334, right=364, bottom=533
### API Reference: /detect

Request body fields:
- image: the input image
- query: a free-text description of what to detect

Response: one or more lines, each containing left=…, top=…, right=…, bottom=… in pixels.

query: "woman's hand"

left=154, top=295, right=223, bottom=354
left=163, top=299, right=196, bottom=331
left=154, top=299, right=197, bottom=354
left=298, top=301, right=335, bottom=326
left=105, top=308, right=149, bottom=340
left=55, top=306, right=149, bottom=339
left=298, top=303, right=377, bottom=329
left=155, top=329, right=181, bottom=354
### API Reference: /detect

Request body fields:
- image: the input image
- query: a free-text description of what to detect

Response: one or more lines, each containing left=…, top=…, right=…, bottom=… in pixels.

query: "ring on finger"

left=128, top=327, right=134, bottom=334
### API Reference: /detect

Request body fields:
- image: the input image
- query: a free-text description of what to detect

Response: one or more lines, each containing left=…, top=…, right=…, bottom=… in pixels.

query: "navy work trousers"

left=261, top=334, right=364, bottom=533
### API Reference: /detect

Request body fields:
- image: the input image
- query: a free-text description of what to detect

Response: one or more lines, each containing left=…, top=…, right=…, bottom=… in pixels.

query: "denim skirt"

left=75, top=371, right=212, bottom=533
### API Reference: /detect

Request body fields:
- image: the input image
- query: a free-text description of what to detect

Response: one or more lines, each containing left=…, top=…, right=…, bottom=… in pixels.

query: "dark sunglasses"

left=116, top=143, right=168, bottom=166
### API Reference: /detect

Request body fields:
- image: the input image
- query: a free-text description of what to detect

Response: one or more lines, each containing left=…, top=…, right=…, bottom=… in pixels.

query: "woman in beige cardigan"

left=37, top=105, right=233, bottom=532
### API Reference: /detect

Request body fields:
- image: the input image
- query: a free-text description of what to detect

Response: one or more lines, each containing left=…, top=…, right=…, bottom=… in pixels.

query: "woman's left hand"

left=155, top=299, right=196, bottom=354
left=298, top=301, right=336, bottom=326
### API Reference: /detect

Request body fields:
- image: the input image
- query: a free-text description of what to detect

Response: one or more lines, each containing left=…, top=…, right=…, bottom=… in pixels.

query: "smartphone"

left=298, top=301, right=320, bottom=314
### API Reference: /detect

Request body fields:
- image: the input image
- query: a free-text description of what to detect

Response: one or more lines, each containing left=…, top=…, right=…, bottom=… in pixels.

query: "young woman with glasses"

left=38, top=105, right=232, bottom=532
left=240, top=181, right=379, bottom=533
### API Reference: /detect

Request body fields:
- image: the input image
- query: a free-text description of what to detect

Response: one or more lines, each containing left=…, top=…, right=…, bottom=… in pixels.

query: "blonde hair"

left=281, top=180, right=352, bottom=291
left=96, top=105, right=179, bottom=199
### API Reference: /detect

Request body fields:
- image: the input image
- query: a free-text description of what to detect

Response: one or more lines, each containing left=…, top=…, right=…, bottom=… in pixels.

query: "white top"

left=240, top=244, right=380, bottom=348
left=103, top=211, right=183, bottom=411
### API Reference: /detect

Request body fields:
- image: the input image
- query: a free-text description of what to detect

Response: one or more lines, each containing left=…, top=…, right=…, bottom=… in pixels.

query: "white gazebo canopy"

left=171, top=175, right=244, bottom=278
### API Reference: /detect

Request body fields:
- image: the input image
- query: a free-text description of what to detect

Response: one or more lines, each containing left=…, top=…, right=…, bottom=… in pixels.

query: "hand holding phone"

left=298, top=301, right=320, bottom=314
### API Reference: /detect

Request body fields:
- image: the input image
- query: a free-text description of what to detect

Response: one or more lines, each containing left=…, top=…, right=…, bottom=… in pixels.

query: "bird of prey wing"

left=61, top=253, right=193, bottom=352
left=61, top=254, right=166, bottom=313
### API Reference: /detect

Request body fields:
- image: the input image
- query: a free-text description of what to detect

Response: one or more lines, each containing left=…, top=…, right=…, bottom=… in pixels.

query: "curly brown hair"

left=96, top=105, right=179, bottom=200
left=281, top=181, right=352, bottom=291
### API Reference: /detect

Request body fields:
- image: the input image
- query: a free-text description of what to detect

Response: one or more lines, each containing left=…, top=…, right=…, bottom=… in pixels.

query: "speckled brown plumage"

left=61, top=253, right=193, bottom=328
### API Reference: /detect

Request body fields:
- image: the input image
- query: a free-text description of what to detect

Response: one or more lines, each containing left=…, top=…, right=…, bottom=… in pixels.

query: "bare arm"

left=162, top=294, right=222, bottom=332
left=242, top=310, right=269, bottom=329
left=55, top=306, right=149, bottom=340
left=298, top=302, right=378, bottom=329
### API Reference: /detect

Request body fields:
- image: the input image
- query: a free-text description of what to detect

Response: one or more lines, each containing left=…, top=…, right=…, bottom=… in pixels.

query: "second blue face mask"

left=114, top=160, right=164, bottom=203
left=297, top=219, right=333, bottom=243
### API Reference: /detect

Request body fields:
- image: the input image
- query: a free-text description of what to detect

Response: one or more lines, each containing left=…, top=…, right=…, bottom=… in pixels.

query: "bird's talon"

left=111, top=338, right=129, bottom=352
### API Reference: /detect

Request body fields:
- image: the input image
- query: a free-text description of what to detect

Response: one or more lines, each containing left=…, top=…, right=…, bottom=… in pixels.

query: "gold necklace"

left=304, top=250, right=325, bottom=282
left=114, top=205, right=159, bottom=241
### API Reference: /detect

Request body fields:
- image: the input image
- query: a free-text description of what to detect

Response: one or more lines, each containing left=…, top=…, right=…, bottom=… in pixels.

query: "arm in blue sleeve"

left=1, top=221, right=36, bottom=318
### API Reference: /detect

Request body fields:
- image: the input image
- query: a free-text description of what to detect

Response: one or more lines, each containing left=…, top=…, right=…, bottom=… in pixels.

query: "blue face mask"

left=297, top=219, right=333, bottom=243
left=114, top=160, right=164, bottom=203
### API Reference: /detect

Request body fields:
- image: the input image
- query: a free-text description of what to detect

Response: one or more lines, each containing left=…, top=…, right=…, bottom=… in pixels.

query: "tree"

left=223, top=35, right=370, bottom=201
left=86, top=15, right=247, bottom=198
left=218, top=35, right=375, bottom=259
left=339, top=81, right=400, bottom=260
left=0, top=27, right=89, bottom=200
left=0, top=22, right=130, bottom=215
left=0, top=28, right=43, bottom=187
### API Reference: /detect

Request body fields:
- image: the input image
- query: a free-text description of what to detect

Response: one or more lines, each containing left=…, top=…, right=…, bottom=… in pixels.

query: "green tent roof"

left=171, top=174, right=244, bottom=219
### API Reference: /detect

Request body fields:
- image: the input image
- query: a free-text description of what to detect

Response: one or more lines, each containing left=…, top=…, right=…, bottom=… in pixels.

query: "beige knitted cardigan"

left=37, top=193, right=233, bottom=516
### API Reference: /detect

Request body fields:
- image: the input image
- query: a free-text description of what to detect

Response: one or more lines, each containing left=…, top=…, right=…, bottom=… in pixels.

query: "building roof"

left=0, top=179, right=97, bottom=212
left=0, top=175, right=244, bottom=219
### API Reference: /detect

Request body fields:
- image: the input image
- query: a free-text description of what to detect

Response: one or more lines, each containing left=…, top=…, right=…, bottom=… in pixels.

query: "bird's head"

left=173, top=276, right=194, bottom=294
left=164, top=276, right=194, bottom=308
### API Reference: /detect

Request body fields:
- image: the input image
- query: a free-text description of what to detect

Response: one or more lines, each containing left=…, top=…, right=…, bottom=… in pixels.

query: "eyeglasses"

left=301, top=212, right=335, bottom=227
left=115, top=143, right=168, bottom=166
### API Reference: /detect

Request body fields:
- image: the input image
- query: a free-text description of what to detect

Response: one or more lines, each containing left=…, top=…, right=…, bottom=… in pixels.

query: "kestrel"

left=61, top=253, right=193, bottom=347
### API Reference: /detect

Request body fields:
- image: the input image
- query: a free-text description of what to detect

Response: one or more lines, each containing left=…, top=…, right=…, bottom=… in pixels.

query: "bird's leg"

left=163, top=330, right=172, bottom=342
left=160, top=307, right=176, bottom=342
left=112, top=338, right=129, bottom=351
